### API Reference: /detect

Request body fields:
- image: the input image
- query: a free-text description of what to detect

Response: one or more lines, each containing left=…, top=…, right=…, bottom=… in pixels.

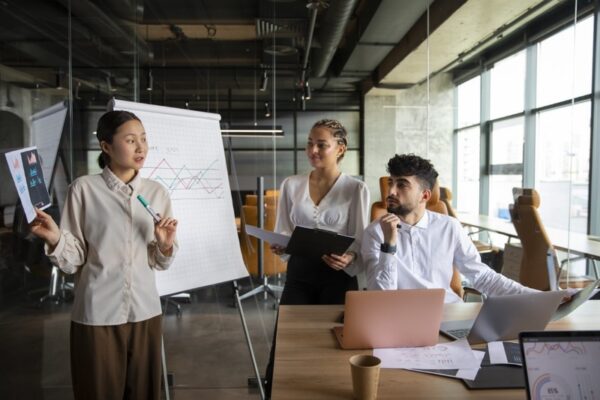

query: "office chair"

left=439, top=186, right=457, bottom=218
left=508, top=188, right=558, bottom=290
left=244, top=194, right=279, bottom=207
left=370, top=176, right=390, bottom=221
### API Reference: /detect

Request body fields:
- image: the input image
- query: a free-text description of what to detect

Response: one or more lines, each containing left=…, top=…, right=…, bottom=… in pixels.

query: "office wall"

left=364, top=73, right=454, bottom=200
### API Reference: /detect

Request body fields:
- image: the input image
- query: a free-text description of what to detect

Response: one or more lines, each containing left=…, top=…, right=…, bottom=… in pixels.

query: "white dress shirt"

left=362, top=210, right=537, bottom=303
left=47, top=168, right=178, bottom=325
left=275, top=173, right=370, bottom=276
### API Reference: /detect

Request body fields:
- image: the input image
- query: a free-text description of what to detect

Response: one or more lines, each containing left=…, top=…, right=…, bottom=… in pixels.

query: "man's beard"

left=387, top=203, right=412, bottom=217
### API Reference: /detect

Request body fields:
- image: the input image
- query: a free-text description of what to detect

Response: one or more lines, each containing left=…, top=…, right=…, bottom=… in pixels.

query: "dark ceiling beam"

left=329, top=0, right=383, bottom=77
left=54, top=0, right=152, bottom=62
left=361, top=0, right=467, bottom=94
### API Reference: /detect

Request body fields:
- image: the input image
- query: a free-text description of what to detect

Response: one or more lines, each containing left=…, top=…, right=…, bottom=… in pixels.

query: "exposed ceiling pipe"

left=311, top=0, right=358, bottom=78
left=300, top=1, right=320, bottom=85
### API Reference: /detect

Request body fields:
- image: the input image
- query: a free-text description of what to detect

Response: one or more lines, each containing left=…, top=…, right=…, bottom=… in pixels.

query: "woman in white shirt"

left=272, top=119, right=370, bottom=305
left=29, top=111, right=178, bottom=400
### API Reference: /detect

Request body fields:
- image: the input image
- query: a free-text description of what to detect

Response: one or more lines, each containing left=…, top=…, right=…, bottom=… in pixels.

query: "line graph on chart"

left=142, top=158, right=225, bottom=200
left=525, top=342, right=587, bottom=356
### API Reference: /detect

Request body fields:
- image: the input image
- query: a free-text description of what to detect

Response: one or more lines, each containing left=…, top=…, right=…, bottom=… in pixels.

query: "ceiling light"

left=304, top=81, right=311, bottom=100
left=259, top=70, right=268, bottom=92
left=106, top=75, right=117, bottom=92
left=264, top=101, right=271, bottom=117
left=146, top=69, right=153, bottom=91
left=221, top=125, right=284, bottom=138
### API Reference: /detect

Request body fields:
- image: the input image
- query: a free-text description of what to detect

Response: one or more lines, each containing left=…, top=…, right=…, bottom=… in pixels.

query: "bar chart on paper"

left=111, top=99, right=248, bottom=296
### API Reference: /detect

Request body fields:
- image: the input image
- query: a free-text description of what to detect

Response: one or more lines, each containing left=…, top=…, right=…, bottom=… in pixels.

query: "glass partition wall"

left=0, top=1, right=362, bottom=398
left=2, top=1, right=599, bottom=398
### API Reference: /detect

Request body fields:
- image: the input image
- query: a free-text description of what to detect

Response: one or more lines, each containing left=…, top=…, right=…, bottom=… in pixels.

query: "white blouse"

left=275, top=173, right=370, bottom=276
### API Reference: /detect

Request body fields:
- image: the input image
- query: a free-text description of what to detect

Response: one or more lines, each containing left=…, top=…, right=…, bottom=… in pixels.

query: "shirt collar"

left=101, top=167, right=141, bottom=196
left=398, top=210, right=430, bottom=230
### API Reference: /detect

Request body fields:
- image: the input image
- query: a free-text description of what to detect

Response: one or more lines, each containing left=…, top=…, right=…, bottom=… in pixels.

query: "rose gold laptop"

left=333, top=289, right=445, bottom=349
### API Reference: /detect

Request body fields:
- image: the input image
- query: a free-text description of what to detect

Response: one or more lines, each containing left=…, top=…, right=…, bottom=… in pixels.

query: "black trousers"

left=280, top=254, right=358, bottom=305
left=265, top=255, right=358, bottom=398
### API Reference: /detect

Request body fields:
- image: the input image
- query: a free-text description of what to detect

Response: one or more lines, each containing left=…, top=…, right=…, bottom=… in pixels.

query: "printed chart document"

left=412, top=350, right=485, bottom=381
left=245, top=225, right=290, bottom=247
left=5, top=146, right=51, bottom=223
left=487, top=341, right=522, bottom=366
left=373, top=339, right=480, bottom=370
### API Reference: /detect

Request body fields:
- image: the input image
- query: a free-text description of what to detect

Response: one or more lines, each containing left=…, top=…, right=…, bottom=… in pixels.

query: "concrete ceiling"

left=0, top=0, right=571, bottom=112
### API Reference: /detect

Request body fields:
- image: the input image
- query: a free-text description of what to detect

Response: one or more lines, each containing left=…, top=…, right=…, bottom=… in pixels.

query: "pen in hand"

left=137, top=195, right=162, bottom=223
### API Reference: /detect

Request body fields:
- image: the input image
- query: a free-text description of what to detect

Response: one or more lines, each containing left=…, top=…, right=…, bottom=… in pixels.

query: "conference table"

left=271, top=301, right=600, bottom=399
left=457, top=212, right=600, bottom=261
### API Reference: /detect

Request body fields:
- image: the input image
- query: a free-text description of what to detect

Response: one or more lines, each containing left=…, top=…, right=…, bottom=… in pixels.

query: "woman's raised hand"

left=155, top=217, right=178, bottom=256
left=30, top=208, right=61, bottom=248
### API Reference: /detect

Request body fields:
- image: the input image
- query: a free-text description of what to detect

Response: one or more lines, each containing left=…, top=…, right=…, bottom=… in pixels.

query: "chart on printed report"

left=522, top=338, right=600, bottom=400
left=111, top=99, right=248, bottom=296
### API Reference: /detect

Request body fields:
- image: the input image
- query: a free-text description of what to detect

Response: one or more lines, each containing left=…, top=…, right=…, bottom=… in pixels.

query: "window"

left=535, top=102, right=591, bottom=232
left=490, top=50, right=526, bottom=119
left=456, top=127, right=480, bottom=213
left=536, top=17, right=593, bottom=108
left=489, top=117, right=524, bottom=219
left=457, top=76, right=480, bottom=128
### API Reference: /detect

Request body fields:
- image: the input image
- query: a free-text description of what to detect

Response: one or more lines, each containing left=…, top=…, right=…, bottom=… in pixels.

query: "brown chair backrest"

left=439, top=186, right=457, bottom=218
left=245, top=194, right=279, bottom=207
left=426, top=180, right=448, bottom=215
left=239, top=204, right=287, bottom=277
left=425, top=180, right=462, bottom=298
left=370, top=176, right=389, bottom=222
left=509, top=188, right=552, bottom=290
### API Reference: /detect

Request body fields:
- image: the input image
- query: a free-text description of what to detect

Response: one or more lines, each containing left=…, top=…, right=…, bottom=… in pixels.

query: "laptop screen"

left=519, top=331, right=600, bottom=400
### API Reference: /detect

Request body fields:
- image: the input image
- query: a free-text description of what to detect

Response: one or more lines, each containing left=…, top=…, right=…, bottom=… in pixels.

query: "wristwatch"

left=380, top=243, right=397, bottom=254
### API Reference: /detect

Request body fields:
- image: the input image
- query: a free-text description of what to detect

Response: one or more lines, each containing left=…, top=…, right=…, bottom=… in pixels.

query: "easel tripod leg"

left=162, top=335, right=170, bottom=400
left=233, top=281, right=266, bottom=400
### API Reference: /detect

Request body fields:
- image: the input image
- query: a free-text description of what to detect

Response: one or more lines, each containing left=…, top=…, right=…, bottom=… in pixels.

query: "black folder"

left=462, top=346, right=524, bottom=390
left=285, top=226, right=354, bottom=260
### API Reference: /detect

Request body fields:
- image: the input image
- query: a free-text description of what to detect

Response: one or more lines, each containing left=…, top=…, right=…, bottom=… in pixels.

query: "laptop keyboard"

left=446, top=328, right=470, bottom=339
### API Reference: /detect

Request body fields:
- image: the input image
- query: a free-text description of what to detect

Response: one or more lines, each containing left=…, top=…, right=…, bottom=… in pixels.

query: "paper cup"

left=349, top=354, right=381, bottom=400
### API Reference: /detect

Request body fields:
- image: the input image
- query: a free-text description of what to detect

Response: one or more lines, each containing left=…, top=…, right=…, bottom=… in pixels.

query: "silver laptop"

left=520, top=330, right=600, bottom=400
left=440, top=291, right=564, bottom=344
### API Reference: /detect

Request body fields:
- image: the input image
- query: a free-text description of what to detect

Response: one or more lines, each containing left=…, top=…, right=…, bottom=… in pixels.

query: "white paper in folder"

left=245, top=225, right=290, bottom=247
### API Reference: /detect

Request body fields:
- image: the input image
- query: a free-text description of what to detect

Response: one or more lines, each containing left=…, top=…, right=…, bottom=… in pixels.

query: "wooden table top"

left=271, top=301, right=600, bottom=399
